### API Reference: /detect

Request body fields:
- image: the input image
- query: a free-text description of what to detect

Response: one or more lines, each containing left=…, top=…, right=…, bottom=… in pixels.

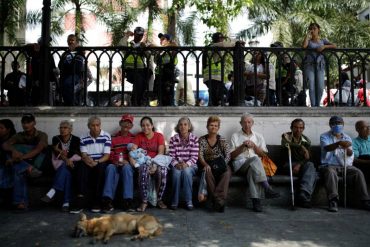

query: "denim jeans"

left=103, top=164, right=134, bottom=200
left=171, top=165, right=197, bottom=206
left=53, top=163, right=72, bottom=203
left=304, top=63, right=325, bottom=107
left=298, top=162, right=317, bottom=199
left=12, top=161, right=30, bottom=205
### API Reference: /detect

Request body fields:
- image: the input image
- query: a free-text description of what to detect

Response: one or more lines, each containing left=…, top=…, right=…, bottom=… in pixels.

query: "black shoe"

left=362, top=201, right=370, bottom=211
left=298, top=200, right=312, bottom=208
left=102, top=198, right=114, bottom=213
left=252, top=199, right=263, bottom=212
left=123, top=199, right=135, bottom=212
left=213, top=202, right=224, bottom=213
left=328, top=199, right=338, bottom=212
left=265, top=187, right=280, bottom=199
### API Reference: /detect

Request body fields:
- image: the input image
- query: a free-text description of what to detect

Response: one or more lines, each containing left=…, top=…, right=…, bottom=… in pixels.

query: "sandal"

left=157, top=200, right=167, bottom=209
left=136, top=202, right=148, bottom=212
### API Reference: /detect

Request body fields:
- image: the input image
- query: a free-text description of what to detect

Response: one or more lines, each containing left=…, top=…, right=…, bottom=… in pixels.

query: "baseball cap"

left=134, top=27, right=145, bottom=35
left=212, top=32, right=226, bottom=43
left=21, top=113, right=35, bottom=123
left=329, top=116, right=344, bottom=125
left=158, top=33, right=171, bottom=40
left=120, top=114, right=134, bottom=124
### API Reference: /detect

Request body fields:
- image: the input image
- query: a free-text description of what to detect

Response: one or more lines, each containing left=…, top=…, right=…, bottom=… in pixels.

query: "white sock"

left=46, top=188, right=56, bottom=199
left=62, top=202, right=69, bottom=207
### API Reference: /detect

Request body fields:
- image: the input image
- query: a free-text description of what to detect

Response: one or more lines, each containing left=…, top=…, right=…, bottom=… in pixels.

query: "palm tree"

left=138, top=0, right=162, bottom=43
left=237, top=0, right=370, bottom=48
left=0, top=0, right=26, bottom=46
left=27, top=0, right=137, bottom=45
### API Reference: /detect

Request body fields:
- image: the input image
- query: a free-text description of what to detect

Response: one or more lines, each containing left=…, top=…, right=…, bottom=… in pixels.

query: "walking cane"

left=286, top=143, right=295, bottom=209
left=343, top=149, right=347, bottom=208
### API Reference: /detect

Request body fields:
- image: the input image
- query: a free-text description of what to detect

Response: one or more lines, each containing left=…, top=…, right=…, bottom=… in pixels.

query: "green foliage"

left=192, top=0, right=252, bottom=34
left=0, top=0, right=26, bottom=45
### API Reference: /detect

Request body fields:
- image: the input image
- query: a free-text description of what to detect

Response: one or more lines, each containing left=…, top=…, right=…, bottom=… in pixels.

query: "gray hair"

left=174, top=117, right=194, bottom=133
left=87, top=116, right=101, bottom=126
left=59, top=120, right=73, bottom=129
left=241, top=112, right=254, bottom=122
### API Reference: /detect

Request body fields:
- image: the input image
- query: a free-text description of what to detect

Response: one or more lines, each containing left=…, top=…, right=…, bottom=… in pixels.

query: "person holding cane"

left=319, top=116, right=370, bottom=212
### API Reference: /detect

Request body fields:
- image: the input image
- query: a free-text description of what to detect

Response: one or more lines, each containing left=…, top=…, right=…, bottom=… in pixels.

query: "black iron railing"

left=0, top=45, right=369, bottom=107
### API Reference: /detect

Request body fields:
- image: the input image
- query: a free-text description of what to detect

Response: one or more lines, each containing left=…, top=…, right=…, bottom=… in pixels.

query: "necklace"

left=59, top=135, right=72, bottom=152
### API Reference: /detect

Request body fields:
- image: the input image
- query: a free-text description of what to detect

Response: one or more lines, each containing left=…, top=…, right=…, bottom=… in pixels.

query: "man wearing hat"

left=203, top=32, right=244, bottom=106
left=2, top=113, right=48, bottom=211
left=153, top=33, right=178, bottom=106
left=101, top=114, right=136, bottom=212
left=320, top=116, right=370, bottom=212
left=121, top=27, right=150, bottom=106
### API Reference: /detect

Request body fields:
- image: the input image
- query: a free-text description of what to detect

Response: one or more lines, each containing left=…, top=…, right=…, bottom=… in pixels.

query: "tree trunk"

left=167, top=11, right=177, bottom=41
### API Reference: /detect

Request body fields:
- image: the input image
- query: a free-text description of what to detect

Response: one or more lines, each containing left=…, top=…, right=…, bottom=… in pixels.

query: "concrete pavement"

left=1, top=204, right=369, bottom=247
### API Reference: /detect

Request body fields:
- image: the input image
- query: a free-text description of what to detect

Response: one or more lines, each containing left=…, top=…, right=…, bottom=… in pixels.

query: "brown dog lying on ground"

left=74, top=212, right=163, bottom=244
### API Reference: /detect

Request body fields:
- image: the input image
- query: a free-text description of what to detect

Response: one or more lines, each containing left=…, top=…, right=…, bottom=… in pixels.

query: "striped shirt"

left=109, top=131, right=135, bottom=163
left=169, top=133, right=199, bottom=167
left=80, top=130, right=111, bottom=160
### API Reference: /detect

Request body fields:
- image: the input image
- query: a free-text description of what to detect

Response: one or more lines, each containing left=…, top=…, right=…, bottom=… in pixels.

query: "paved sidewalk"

left=1, top=205, right=369, bottom=247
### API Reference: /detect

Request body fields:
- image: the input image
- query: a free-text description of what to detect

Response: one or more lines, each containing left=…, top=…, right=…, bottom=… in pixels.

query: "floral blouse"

left=199, top=134, right=230, bottom=164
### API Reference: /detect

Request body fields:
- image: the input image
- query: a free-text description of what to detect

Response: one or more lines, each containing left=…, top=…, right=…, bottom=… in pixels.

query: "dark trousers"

left=206, top=80, right=226, bottom=106
left=319, top=165, right=370, bottom=201
left=75, top=162, right=107, bottom=207
left=205, top=166, right=232, bottom=206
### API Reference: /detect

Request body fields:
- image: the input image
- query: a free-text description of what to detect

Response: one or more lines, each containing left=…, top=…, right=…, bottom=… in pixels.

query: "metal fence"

left=0, top=44, right=369, bottom=107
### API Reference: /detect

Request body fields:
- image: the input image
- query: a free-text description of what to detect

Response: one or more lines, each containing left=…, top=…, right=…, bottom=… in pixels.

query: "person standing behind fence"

left=58, top=34, right=85, bottom=106
left=203, top=33, right=243, bottom=106
left=302, top=23, right=336, bottom=107
left=281, top=119, right=316, bottom=208
left=319, top=116, right=370, bottom=212
left=153, top=33, right=178, bottom=106
left=3, top=61, right=27, bottom=106
left=121, top=27, right=150, bottom=106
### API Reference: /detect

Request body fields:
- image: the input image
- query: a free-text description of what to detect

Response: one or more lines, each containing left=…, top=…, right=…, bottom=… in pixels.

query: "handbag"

left=208, top=156, right=227, bottom=178
left=261, top=155, right=277, bottom=177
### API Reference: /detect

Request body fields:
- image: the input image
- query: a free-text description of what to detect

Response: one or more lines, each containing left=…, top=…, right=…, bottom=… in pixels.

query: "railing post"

left=40, top=0, right=51, bottom=105
left=233, top=42, right=244, bottom=106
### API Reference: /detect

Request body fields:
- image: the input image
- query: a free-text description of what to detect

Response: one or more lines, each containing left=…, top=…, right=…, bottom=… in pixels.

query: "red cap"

left=120, top=114, right=134, bottom=124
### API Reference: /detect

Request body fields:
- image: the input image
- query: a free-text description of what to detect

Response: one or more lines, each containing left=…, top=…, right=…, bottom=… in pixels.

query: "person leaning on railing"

left=302, top=23, right=336, bottom=107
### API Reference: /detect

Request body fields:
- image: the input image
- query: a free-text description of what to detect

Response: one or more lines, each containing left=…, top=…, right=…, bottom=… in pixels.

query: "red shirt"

left=133, top=132, right=165, bottom=158
left=110, top=131, right=135, bottom=163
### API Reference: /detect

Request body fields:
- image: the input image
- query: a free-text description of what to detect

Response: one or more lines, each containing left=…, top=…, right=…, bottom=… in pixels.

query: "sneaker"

left=14, top=203, right=28, bottom=212
left=169, top=205, right=178, bottom=210
left=27, top=167, right=43, bottom=178
left=328, top=200, right=338, bottom=212
left=186, top=202, right=194, bottom=211
left=91, top=205, right=101, bottom=213
left=61, top=203, right=69, bottom=212
left=298, top=200, right=312, bottom=208
left=362, top=200, right=370, bottom=211
left=102, top=198, right=114, bottom=213
left=69, top=208, right=83, bottom=214
left=252, top=199, right=263, bottom=212
left=214, top=202, right=224, bottom=213
left=265, top=187, right=280, bottom=199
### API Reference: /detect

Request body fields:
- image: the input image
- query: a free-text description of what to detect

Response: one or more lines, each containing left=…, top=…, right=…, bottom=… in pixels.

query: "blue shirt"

left=320, top=130, right=352, bottom=166
left=352, top=136, right=370, bottom=158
